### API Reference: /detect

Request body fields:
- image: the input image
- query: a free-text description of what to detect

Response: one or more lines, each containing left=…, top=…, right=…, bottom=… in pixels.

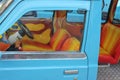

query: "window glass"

left=0, top=10, right=86, bottom=59
left=113, top=0, right=120, bottom=24
left=67, top=10, right=85, bottom=22
left=102, top=0, right=111, bottom=23
left=22, top=11, right=37, bottom=18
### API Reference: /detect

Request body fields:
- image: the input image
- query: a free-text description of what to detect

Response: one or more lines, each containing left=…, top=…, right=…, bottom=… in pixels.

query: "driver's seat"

left=22, top=29, right=80, bottom=51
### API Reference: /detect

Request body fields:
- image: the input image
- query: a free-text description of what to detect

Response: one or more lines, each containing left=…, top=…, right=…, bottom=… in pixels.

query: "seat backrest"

left=53, top=11, right=66, bottom=32
left=100, top=23, right=120, bottom=54
left=50, top=29, right=71, bottom=50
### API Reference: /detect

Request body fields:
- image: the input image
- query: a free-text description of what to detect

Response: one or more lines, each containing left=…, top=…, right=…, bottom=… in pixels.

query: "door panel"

left=0, top=53, right=88, bottom=80
left=0, top=66, right=87, bottom=80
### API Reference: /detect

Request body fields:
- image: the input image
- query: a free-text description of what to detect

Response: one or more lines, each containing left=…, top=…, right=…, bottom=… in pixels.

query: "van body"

left=0, top=0, right=101, bottom=80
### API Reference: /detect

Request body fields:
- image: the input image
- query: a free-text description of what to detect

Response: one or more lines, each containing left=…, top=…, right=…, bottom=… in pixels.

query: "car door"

left=0, top=52, right=87, bottom=80
left=0, top=9, right=88, bottom=80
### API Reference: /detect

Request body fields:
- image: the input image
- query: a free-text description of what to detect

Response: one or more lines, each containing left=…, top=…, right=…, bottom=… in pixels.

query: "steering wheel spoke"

left=16, top=20, right=34, bottom=39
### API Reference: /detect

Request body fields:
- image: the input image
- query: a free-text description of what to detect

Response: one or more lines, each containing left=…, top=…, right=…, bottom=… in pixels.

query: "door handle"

left=64, top=70, right=79, bottom=75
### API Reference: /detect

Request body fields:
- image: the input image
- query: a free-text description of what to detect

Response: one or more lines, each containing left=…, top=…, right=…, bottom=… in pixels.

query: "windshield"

left=113, top=0, right=120, bottom=24
left=0, top=0, right=13, bottom=15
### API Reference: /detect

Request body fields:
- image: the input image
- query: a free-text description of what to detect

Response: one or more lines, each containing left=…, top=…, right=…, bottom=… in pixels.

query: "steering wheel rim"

left=16, top=20, right=34, bottom=39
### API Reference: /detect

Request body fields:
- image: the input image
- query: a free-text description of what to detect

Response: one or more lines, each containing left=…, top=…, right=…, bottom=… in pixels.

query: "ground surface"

left=97, top=62, right=120, bottom=80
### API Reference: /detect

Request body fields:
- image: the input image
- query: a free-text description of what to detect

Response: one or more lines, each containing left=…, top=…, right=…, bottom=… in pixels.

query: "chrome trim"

left=0, top=0, right=13, bottom=15
left=64, top=70, right=79, bottom=75
left=98, top=63, right=110, bottom=68
left=1, top=52, right=86, bottom=60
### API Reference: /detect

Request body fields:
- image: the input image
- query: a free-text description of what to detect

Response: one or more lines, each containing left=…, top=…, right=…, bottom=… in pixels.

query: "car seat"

left=22, top=29, right=80, bottom=51
left=99, top=23, right=120, bottom=64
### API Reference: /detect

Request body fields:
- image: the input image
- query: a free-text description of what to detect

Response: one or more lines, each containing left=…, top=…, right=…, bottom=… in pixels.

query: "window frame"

left=102, top=0, right=113, bottom=23
left=0, top=10, right=88, bottom=60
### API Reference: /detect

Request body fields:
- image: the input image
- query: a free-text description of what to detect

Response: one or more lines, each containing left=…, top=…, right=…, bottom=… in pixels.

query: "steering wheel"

left=16, top=20, right=34, bottom=39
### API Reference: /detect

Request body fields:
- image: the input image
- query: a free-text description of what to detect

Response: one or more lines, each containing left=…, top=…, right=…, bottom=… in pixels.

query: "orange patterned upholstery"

left=22, top=28, right=51, bottom=44
left=22, top=29, right=72, bottom=51
left=99, top=47, right=110, bottom=56
left=22, top=40, right=53, bottom=51
left=61, top=37, right=80, bottom=51
left=53, top=11, right=66, bottom=32
left=100, top=23, right=120, bottom=55
left=99, top=23, right=120, bottom=64
left=0, top=42, right=10, bottom=51
left=50, top=29, right=71, bottom=50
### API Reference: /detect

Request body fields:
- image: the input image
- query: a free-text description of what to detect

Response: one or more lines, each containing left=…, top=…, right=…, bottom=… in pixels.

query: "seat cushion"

left=22, top=28, right=51, bottom=44
left=99, top=54, right=115, bottom=64
left=22, top=40, right=53, bottom=51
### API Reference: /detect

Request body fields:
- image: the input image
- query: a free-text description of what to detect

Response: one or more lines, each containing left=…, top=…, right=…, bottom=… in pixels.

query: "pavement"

left=97, top=62, right=120, bottom=80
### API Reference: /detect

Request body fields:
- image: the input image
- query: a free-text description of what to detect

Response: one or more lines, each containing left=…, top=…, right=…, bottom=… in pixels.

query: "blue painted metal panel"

left=85, top=0, right=101, bottom=80
left=0, top=56, right=88, bottom=80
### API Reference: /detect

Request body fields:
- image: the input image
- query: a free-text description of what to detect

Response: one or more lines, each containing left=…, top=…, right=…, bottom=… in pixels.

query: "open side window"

left=0, top=10, right=86, bottom=60
left=67, top=10, right=86, bottom=23
left=0, top=10, right=88, bottom=80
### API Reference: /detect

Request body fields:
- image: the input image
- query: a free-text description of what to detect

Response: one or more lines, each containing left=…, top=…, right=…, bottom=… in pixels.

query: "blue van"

left=0, top=0, right=101, bottom=80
